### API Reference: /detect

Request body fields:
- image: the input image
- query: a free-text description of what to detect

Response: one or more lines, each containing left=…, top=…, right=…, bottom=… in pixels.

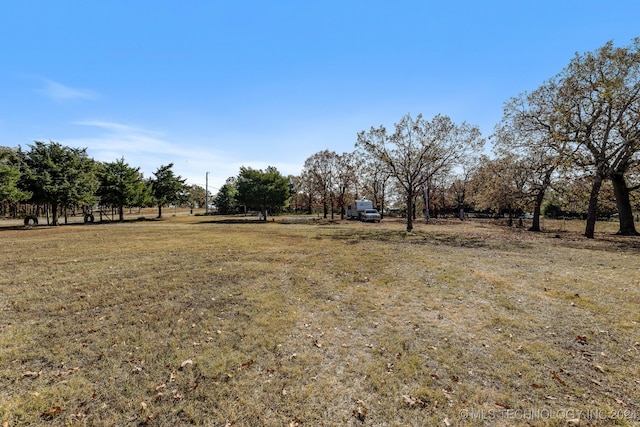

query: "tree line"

left=2, top=39, right=639, bottom=237
left=0, top=141, right=291, bottom=225
left=276, top=38, right=640, bottom=238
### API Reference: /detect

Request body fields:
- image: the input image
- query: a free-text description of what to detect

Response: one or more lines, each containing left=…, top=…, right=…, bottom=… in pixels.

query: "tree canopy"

left=235, top=166, right=290, bottom=221
left=151, top=163, right=187, bottom=219
left=357, top=113, right=484, bottom=231
left=18, top=141, right=98, bottom=225
left=97, top=157, right=147, bottom=221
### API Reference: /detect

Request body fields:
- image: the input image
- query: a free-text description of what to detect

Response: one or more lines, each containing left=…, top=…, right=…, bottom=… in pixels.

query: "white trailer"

left=346, top=200, right=374, bottom=220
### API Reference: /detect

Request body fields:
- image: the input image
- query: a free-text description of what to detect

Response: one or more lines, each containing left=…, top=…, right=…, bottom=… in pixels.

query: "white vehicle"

left=347, top=200, right=373, bottom=220
left=360, top=208, right=381, bottom=222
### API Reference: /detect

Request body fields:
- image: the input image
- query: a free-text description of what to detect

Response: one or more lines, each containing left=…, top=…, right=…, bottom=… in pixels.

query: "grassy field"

left=1, top=214, right=639, bottom=426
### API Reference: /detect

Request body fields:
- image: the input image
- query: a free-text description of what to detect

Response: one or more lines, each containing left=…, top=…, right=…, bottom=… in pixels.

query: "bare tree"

left=357, top=113, right=483, bottom=232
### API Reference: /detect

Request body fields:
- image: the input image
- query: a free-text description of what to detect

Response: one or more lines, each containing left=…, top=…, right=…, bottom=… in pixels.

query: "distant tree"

left=0, top=148, right=31, bottom=215
left=469, top=155, right=530, bottom=225
left=18, top=141, right=98, bottom=225
left=151, top=163, right=187, bottom=219
left=356, top=149, right=391, bottom=217
left=493, top=81, right=575, bottom=231
left=450, top=160, right=477, bottom=220
left=297, top=169, right=318, bottom=214
left=301, top=150, right=337, bottom=218
left=97, top=157, right=146, bottom=221
left=214, top=177, right=238, bottom=214
left=332, top=152, right=357, bottom=220
left=357, top=113, right=484, bottom=232
left=286, top=174, right=305, bottom=213
left=235, top=166, right=290, bottom=221
left=186, top=184, right=207, bottom=209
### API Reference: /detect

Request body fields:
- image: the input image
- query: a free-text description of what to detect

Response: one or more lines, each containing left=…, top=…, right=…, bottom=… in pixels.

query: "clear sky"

left=1, top=1, right=638, bottom=191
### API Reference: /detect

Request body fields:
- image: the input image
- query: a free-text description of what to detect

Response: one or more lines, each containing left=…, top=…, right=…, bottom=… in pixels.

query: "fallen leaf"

left=575, top=335, right=588, bottom=345
left=443, top=417, right=451, bottom=426
left=237, top=360, right=255, bottom=370
left=23, top=370, right=41, bottom=378
left=140, top=401, right=147, bottom=412
left=353, top=402, right=367, bottom=422
left=402, top=394, right=429, bottom=408
left=40, top=406, right=62, bottom=420
left=551, top=371, right=567, bottom=387
left=180, top=359, right=193, bottom=368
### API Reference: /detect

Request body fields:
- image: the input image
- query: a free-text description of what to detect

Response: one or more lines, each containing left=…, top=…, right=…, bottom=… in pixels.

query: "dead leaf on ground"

left=23, top=370, right=41, bottom=378
left=353, top=400, right=367, bottom=422
left=40, top=406, right=62, bottom=420
left=551, top=371, right=567, bottom=387
left=180, top=359, right=193, bottom=369
left=402, top=394, right=429, bottom=408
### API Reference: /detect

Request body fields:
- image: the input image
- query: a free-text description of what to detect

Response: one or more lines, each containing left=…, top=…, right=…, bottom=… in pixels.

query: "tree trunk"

left=158, top=205, right=163, bottom=219
left=406, top=191, right=413, bottom=232
left=119, top=205, right=124, bottom=222
left=529, top=189, right=546, bottom=232
left=611, top=173, right=639, bottom=236
left=51, top=202, right=59, bottom=226
left=584, top=175, right=603, bottom=239
left=423, top=187, right=430, bottom=223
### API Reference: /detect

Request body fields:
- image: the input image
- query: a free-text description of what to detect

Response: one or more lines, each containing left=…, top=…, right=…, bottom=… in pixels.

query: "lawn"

left=1, top=214, right=639, bottom=426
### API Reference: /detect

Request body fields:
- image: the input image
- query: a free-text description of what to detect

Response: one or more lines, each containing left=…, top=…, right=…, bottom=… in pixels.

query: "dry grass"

left=1, top=214, right=639, bottom=426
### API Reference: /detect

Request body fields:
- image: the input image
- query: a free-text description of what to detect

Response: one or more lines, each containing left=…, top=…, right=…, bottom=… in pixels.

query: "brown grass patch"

left=1, top=215, right=639, bottom=426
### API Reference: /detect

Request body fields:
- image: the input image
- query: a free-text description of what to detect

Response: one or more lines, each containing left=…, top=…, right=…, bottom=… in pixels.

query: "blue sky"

left=1, top=1, right=639, bottom=191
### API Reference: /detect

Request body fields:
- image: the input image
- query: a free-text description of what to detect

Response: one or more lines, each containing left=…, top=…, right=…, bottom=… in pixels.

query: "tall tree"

left=553, top=39, right=640, bottom=237
left=214, top=177, right=238, bottom=215
left=493, top=83, right=575, bottom=232
left=97, top=157, right=146, bottom=221
left=235, top=166, right=290, bottom=221
left=18, top=141, right=98, bottom=225
left=0, top=148, right=31, bottom=215
left=301, top=150, right=337, bottom=218
left=357, top=113, right=483, bottom=232
left=151, top=163, right=187, bottom=219
left=186, top=184, right=207, bottom=210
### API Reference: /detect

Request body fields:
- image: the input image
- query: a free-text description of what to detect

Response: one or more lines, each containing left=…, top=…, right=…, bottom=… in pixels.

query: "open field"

left=1, top=215, right=639, bottom=426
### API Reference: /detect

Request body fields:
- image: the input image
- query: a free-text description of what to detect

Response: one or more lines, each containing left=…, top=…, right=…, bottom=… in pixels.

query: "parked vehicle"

left=360, top=208, right=381, bottom=222
left=346, top=200, right=374, bottom=220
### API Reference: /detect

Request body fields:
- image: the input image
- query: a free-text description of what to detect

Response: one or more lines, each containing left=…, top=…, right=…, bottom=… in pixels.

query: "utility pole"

left=205, top=171, right=209, bottom=215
